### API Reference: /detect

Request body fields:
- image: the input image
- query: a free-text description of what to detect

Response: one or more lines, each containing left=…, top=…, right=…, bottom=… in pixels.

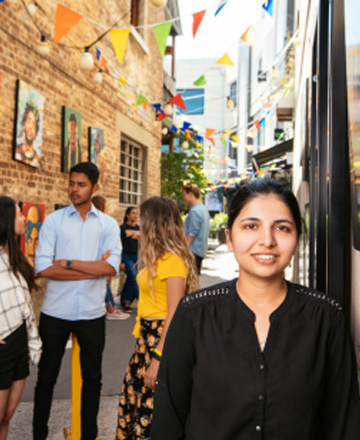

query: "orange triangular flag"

left=205, top=128, right=216, bottom=139
left=254, top=119, right=260, bottom=131
left=240, top=26, right=255, bottom=47
left=54, top=4, right=83, bottom=44
left=142, top=101, right=148, bottom=111
left=193, top=10, right=206, bottom=38
left=216, top=53, right=234, bottom=66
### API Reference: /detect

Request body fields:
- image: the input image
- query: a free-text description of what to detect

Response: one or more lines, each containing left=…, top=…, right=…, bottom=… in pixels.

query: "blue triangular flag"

left=259, top=118, right=266, bottom=128
left=196, top=134, right=203, bottom=143
left=215, top=0, right=229, bottom=16
left=262, top=0, right=274, bottom=16
left=169, top=125, right=177, bottom=133
left=182, top=122, right=192, bottom=131
left=153, top=103, right=162, bottom=111
left=94, top=46, right=101, bottom=61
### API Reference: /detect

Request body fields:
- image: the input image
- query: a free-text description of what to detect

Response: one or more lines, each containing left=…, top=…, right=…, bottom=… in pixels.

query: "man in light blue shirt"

left=33, top=162, right=121, bottom=440
left=183, top=184, right=210, bottom=275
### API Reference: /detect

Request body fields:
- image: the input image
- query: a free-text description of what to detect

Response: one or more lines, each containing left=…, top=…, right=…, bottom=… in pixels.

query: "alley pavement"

left=8, top=240, right=238, bottom=440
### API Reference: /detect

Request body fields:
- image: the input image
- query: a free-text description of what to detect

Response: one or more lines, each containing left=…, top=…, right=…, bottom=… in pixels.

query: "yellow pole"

left=71, top=333, right=82, bottom=440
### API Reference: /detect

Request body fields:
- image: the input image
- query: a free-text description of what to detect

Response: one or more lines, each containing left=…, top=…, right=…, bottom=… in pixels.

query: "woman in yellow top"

left=116, top=197, right=198, bottom=440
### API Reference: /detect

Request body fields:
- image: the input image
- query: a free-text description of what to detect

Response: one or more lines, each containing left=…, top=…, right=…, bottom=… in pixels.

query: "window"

left=176, top=89, right=205, bottom=115
left=130, top=0, right=141, bottom=27
left=119, top=138, right=143, bottom=205
left=230, top=81, right=237, bottom=107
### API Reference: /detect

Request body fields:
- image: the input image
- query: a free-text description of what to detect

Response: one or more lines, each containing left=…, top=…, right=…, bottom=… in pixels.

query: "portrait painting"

left=13, top=80, right=44, bottom=168
left=19, top=202, right=45, bottom=268
left=62, top=106, right=82, bottom=173
left=89, top=127, right=105, bottom=183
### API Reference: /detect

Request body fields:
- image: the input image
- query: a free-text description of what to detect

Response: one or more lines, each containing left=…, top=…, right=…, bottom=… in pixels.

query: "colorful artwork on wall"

left=62, top=106, right=82, bottom=173
left=89, top=127, right=105, bottom=183
left=19, top=202, right=45, bottom=268
left=13, top=80, right=45, bottom=168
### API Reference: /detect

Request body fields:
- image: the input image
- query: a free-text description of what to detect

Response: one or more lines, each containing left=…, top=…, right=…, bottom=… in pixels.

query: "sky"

left=175, top=0, right=264, bottom=62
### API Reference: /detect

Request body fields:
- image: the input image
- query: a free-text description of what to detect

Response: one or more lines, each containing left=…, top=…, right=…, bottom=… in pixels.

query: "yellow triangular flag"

left=54, top=4, right=83, bottom=44
left=240, top=26, right=255, bottom=47
left=118, top=76, right=127, bottom=85
left=231, top=135, right=240, bottom=143
left=216, top=53, right=234, bottom=66
left=110, top=29, right=131, bottom=64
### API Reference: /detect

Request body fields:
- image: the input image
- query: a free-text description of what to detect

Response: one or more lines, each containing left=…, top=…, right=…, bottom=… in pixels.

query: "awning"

left=251, top=139, right=293, bottom=171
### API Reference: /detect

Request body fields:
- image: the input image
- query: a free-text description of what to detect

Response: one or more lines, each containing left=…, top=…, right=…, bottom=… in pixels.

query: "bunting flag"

left=231, top=135, right=240, bottom=143
left=208, top=138, right=215, bottom=146
left=216, top=53, right=234, bottom=66
left=196, top=134, right=203, bottom=143
left=117, top=82, right=123, bottom=96
left=153, top=21, right=173, bottom=56
left=99, top=56, right=108, bottom=68
left=169, top=93, right=187, bottom=111
left=215, top=0, right=229, bottom=16
left=182, top=121, right=191, bottom=131
left=205, top=128, right=216, bottom=139
left=94, top=46, right=101, bottom=61
left=136, top=94, right=148, bottom=106
left=231, top=141, right=238, bottom=148
left=142, top=101, right=148, bottom=111
left=169, top=125, right=177, bottom=133
left=240, top=26, right=255, bottom=47
left=254, top=119, right=261, bottom=131
left=110, top=28, right=131, bottom=64
left=54, top=4, right=83, bottom=43
left=245, top=129, right=255, bottom=138
left=192, top=10, right=206, bottom=38
left=259, top=117, right=266, bottom=128
left=262, top=0, right=274, bottom=16
left=118, top=76, right=127, bottom=85
left=185, top=129, right=191, bottom=140
left=193, top=75, right=207, bottom=86
left=220, top=139, right=227, bottom=146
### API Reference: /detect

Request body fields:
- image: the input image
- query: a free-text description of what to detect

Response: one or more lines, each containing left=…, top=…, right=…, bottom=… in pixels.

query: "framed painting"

left=19, top=202, right=45, bottom=268
left=13, top=80, right=44, bottom=168
left=89, top=127, right=105, bottom=183
left=62, top=106, right=82, bottom=173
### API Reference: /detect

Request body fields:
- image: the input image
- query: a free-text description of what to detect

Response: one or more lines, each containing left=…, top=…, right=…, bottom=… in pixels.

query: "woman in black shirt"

left=152, top=179, right=360, bottom=440
left=120, top=206, right=140, bottom=312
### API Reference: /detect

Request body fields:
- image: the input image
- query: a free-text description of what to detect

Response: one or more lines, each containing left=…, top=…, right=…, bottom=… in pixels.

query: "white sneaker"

left=106, top=309, right=130, bottom=320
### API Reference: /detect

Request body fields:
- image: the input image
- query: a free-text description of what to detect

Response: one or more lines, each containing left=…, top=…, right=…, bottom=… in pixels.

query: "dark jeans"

left=122, top=253, right=139, bottom=305
left=33, top=313, right=105, bottom=440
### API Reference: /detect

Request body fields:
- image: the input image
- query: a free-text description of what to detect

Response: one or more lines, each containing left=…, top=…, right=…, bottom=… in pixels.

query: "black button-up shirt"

left=152, top=279, right=360, bottom=440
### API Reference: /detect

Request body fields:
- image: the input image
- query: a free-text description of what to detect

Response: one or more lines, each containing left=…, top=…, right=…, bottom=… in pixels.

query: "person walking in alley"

left=119, top=206, right=140, bottom=313
left=33, top=162, right=121, bottom=440
left=0, top=197, right=41, bottom=440
left=183, top=184, right=210, bottom=275
left=152, top=179, right=360, bottom=440
left=116, top=197, right=198, bottom=440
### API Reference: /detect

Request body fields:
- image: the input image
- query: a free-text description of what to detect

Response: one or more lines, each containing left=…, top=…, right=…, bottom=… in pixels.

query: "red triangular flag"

left=169, top=94, right=187, bottom=111
left=254, top=119, right=260, bottom=131
left=208, top=138, right=215, bottom=146
left=205, top=128, right=216, bottom=139
left=54, top=4, right=83, bottom=44
left=193, top=10, right=206, bottom=38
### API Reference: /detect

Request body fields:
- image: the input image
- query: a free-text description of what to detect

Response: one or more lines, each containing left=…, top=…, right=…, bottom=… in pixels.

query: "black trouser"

left=193, top=253, right=204, bottom=275
left=33, top=313, right=105, bottom=440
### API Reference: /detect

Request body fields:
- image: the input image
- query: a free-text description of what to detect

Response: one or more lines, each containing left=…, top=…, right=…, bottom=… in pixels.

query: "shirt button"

left=258, top=395, right=264, bottom=401
left=260, top=364, right=264, bottom=370
left=256, top=425, right=262, bottom=431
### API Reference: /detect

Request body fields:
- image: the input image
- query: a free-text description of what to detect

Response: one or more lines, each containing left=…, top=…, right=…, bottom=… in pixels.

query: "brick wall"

left=0, top=0, right=166, bottom=313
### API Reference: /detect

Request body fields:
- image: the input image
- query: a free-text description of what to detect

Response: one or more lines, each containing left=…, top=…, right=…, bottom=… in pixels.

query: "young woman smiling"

left=152, top=179, right=360, bottom=440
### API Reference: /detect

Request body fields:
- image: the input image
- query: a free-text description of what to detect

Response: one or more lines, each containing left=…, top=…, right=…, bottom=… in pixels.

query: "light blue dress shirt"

left=35, top=204, right=121, bottom=321
left=185, top=201, right=210, bottom=258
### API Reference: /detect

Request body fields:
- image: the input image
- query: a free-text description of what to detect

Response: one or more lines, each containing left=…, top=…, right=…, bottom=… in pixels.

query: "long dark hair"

left=123, top=206, right=136, bottom=223
left=228, top=179, right=303, bottom=237
left=0, top=197, right=37, bottom=290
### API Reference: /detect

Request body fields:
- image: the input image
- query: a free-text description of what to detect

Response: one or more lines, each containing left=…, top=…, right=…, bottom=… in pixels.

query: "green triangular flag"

left=153, top=21, right=173, bottom=56
left=193, top=75, right=207, bottom=86
left=136, top=93, right=148, bottom=106
left=117, top=82, right=123, bottom=96
left=220, top=139, right=227, bottom=145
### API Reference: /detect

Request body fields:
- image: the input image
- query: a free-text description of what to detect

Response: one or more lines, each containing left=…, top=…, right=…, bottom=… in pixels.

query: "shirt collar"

left=68, top=203, right=99, bottom=218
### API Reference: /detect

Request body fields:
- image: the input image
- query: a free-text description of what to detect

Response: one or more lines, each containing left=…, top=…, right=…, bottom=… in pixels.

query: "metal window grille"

left=119, top=138, right=143, bottom=205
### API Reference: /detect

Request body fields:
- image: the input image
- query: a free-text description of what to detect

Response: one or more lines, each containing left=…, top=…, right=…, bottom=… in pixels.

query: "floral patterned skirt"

left=116, top=318, right=164, bottom=440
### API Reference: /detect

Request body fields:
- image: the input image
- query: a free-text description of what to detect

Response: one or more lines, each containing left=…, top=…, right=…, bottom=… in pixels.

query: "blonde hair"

left=139, top=197, right=199, bottom=294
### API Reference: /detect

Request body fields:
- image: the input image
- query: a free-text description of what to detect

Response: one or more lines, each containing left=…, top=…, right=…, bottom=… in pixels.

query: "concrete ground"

left=8, top=240, right=238, bottom=440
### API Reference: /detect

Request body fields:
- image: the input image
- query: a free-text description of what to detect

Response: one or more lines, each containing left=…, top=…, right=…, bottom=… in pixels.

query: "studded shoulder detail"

left=182, top=284, right=230, bottom=307
left=294, top=285, right=343, bottom=311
